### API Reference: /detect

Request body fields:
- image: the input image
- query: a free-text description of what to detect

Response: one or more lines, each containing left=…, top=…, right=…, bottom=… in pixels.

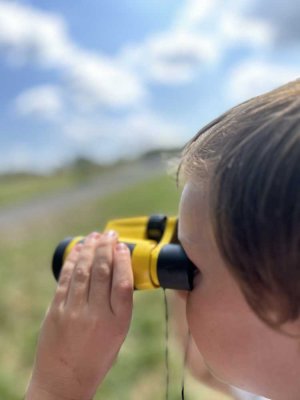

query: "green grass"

left=0, top=172, right=81, bottom=208
left=0, top=173, right=230, bottom=400
left=0, top=160, right=122, bottom=208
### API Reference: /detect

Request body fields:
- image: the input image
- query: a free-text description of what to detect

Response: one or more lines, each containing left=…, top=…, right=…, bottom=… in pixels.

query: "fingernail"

left=104, top=230, right=117, bottom=238
left=116, top=242, right=128, bottom=252
left=88, top=232, right=100, bottom=240
left=74, top=243, right=83, bottom=251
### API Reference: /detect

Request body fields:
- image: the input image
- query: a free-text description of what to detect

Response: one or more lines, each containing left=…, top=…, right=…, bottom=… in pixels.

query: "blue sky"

left=0, top=0, right=299, bottom=173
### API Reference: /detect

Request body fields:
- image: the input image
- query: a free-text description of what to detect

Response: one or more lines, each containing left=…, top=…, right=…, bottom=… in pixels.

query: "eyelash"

left=184, top=249, right=200, bottom=271
left=184, top=251, right=202, bottom=280
left=179, top=241, right=202, bottom=277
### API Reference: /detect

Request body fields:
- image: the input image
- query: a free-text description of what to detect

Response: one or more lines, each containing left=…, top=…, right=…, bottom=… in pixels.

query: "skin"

left=25, top=230, right=134, bottom=400
left=178, top=181, right=300, bottom=400
left=170, top=292, right=239, bottom=399
left=26, top=180, right=300, bottom=400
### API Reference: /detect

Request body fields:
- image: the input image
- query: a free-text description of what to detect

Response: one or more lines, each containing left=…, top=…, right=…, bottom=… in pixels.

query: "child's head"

left=176, top=79, right=300, bottom=398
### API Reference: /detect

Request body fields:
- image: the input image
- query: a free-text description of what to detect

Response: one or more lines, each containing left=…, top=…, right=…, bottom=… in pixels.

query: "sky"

left=0, top=0, right=299, bottom=173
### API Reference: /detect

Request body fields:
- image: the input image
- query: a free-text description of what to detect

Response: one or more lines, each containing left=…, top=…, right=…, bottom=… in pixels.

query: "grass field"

left=0, top=159, right=123, bottom=208
left=0, top=172, right=232, bottom=400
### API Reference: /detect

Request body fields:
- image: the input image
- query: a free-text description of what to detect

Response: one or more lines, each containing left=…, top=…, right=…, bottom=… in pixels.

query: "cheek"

left=186, top=288, right=223, bottom=363
left=185, top=284, right=256, bottom=384
left=186, top=287, right=231, bottom=362
left=186, top=288, right=300, bottom=397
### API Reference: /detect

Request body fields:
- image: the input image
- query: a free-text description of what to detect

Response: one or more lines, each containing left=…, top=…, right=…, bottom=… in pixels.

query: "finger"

left=51, top=243, right=82, bottom=309
left=65, top=232, right=100, bottom=310
left=88, top=231, right=118, bottom=314
left=110, top=242, right=133, bottom=317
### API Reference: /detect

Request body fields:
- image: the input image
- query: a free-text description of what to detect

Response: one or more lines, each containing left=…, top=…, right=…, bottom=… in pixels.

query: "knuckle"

left=95, top=253, right=111, bottom=267
left=58, top=272, right=72, bottom=286
left=89, top=314, right=102, bottom=329
left=66, top=251, right=79, bottom=263
left=48, top=306, right=63, bottom=323
left=83, top=241, right=95, bottom=251
left=74, top=267, right=89, bottom=282
left=67, top=310, right=79, bottom=322
left=93, top=262, right=111, bottom=282
left=114, top=280, right=133, bottom=297
left=61, top=262, right=74, bottom=273
left=79, top=250, right=93, bottom=264
left=55, top=286, right=67, bottom=299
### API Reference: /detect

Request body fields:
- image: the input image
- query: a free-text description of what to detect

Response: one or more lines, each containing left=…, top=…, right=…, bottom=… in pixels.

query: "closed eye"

left=179, top=243, right=203, bottom=288
left=180, top=242, right=200, bottom=269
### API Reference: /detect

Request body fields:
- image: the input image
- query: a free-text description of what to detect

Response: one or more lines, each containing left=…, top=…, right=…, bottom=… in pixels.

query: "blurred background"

left=0, top=0, right=299, bottom=399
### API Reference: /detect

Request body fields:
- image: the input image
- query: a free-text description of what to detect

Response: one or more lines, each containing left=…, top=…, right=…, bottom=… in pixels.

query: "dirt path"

left=0, top=158, right=167, bottom=232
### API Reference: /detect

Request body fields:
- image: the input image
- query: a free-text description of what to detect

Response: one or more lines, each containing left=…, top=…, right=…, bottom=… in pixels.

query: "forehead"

left=178, top=181, right=211, bottom=247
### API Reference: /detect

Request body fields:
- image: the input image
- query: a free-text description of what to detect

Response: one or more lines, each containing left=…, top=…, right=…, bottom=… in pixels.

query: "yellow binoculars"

left=52, top=214, right=197, bottom=290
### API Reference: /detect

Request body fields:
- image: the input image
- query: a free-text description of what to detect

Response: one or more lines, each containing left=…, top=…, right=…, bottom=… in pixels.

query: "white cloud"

left=62, top=111, right=185, bottom=162
left=227, top=60, right=300, bottom=102
left=1, top=0, right=275, bottom=106
left=218, top=10, right=273, bottom=48
left=66, top=52, right=147, bottom=109
left=0, top=1, right=146, bottom=108
left=14, top=85, right=63, bottom=119
left=119, top=111, right=185, bottom=149
left=247, top=0, right=300, bottom=46
left=120, top=0, right=273, bottom=86
left=0, top=2, right=72, bottom=67
left=2, top=0, right=300, bottom=174
left=0, top=108, right=186, bottom=172
left=174, top=0, right=274, bottom=57
left=121, top=30, right=218, bottom=85
left=174, top=0, right=217, bottom=29
left=0, top=110, right=185, bottom=172
left=0, top=143, right=67, bottom=173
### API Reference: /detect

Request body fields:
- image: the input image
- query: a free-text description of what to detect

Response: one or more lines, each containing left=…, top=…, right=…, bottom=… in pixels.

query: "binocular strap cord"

left=181, top=329, right=191, bottom=400
left=163, top=289, right=190, bottom=400
left=163, top=289, right=170, bottom=400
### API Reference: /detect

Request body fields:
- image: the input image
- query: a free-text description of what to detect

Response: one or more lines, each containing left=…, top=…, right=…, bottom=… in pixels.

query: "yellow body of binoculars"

left=52, top=215, right=197, bottom=290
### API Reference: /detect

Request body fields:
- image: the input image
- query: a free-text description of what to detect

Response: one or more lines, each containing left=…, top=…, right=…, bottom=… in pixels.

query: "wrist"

left=25, top=381, right=91, bottom=400
left=25, top=386, right=61, bottom=400
left=25, top=384, right=64, bottom=400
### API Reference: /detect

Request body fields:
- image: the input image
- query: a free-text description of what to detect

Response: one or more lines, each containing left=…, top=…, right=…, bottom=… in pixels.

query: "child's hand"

left=26, top=231, right=133, bottom=400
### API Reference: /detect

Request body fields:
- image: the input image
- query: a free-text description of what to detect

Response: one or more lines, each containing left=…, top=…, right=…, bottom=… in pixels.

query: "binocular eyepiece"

left=52, top=215, right=197, bottom=291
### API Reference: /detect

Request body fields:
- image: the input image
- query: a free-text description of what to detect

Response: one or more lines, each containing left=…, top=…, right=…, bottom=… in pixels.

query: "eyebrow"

left=177, top=230, right=185, bottom=246
left=178, top=232, right=198, bottom=248
left=177, top=232, right=203, bottom=272
left=177, top=221, right=201, bottom=248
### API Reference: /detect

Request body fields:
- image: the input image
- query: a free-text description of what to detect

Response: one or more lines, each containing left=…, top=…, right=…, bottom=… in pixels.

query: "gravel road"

left=0, top=157, right=168, bottom=233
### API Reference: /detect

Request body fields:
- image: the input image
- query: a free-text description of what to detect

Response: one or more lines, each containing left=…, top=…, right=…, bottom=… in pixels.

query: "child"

left=25, top=78, right=300, bottom=400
